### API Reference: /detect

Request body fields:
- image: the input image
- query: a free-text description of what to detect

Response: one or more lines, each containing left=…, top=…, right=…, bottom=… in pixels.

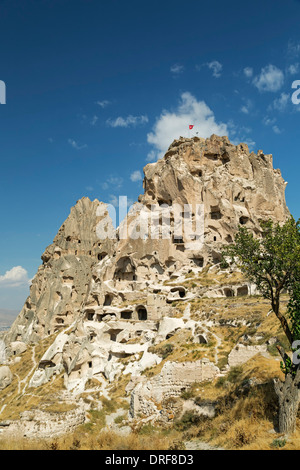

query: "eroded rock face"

left=141, top=134, right=288, bottom=262
left=228, top=343, right=269, bottom=367
left=4, top=198, right=116, bottom=348
left=0, top=366, right=12, bottom=390
left=91, top=134, right=289, bottom=301
left=2, top=135, right=289, bottom=412
left=0, top=404, right=86, bottom=439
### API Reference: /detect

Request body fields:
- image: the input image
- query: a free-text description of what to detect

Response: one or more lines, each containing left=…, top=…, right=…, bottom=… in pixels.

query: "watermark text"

left=0, top=80, right=6, bottom=104
left=96, top=197, right=204, bottom=250
left=292, top=80, right=300, bottom=105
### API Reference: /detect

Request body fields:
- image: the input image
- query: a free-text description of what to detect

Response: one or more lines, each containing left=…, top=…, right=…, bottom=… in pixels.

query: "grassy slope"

left=0, top=268, right=298, bottom=450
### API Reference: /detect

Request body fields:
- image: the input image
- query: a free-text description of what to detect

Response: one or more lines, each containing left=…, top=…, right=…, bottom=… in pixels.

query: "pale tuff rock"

left=5, top=135, right=288, bottom=349
left=0, top=404, right=86, bottom=439
left=1, top=135, right=290, bottom=436
left=141, top=135, right=288, bottom=254
left=10, top=341, right=27, bottom=356
left=123, top=350, right=162, bottom=377
left=202, top=282, right=258, bottom=299
left=154, top=317, right=186, bottom=345
left=129, top=360, right=219, bottom=419
left=181, top=398, right=216, bottom=420
left=29, top=331, right=70, bottom=387
left=0, top=366, right=12, bottom=390
left=0, top=340, right=6, bottom=364
left=228, top=343, right=269, bottom=368
left=4, top=198, right=116, bottom=348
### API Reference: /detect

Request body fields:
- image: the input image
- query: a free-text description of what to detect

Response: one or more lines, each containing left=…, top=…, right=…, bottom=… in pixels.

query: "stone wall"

left=228, top=343, right=268, bottom=367
left=0, top=404, right=86, bottom=439
left=130, top=359, right=219, bottom=419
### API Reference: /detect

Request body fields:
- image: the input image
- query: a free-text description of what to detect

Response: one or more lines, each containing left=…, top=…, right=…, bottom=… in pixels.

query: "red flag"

left=189, top=125, right=194, bottom=129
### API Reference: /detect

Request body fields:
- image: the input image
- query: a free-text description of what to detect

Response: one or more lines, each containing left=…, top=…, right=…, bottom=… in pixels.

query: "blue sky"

left=0, top=0, right=300, bottom=311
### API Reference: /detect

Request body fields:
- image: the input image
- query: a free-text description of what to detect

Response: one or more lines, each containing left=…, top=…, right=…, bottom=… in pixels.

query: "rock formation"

left=0, top=134, right=290, bottom=436
left=4, top=198, right=115, bottom=346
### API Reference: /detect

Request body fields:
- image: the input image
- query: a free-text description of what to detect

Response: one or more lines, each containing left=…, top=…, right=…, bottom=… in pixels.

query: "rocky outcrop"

left=0, top=366, right=12, bottom=390
left=4, top=198, right=116, bottom=348
left=0, top=403, right=86, bottom=439
left=140, top=134, right=288, bottom=264
left=4, top=135, right=288, bottom=349
left=228, top=343, right=269, bottom=367
left=0, top=134, right=290, bottom=435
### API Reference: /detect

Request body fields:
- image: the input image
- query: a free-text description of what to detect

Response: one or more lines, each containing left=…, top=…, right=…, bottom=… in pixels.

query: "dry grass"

left=181, top=354, right=288, bottom=450
left=0, top=425, right=181, bottom=451
left=0, top=281, right=295, bottom=450
left=181, top=269, right=247, bottom=289
left=145, top=328, right=217, bottom=377
left=0, top=351, right=297, bottom=450
left=0, top=334, right=66, bottom=421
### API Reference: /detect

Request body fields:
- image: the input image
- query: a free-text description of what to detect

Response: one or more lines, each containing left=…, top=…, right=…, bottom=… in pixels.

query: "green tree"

left=222, top=216, right=300, bottom=434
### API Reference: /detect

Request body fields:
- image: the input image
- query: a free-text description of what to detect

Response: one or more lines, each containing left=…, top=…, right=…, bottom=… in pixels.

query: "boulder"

left=0, top=366, right=12, bottom=390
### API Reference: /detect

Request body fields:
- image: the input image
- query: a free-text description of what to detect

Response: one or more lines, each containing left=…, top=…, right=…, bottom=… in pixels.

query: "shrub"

left=230, top=422, right=255, bottom=448
left=227, top=366, right=243, bottom=384
left=155, top=343, right=174, bottom=359
left=180, top=388, right=194, bottom=400
left=168, top=439, right=186, bottom=450
left=270, top=438, right=286, bottom=449
left=174, top=411, right=201, bottom=431
left=114, top=414, right=127, bottom=425
left=101, top=397, right=117, bottom=413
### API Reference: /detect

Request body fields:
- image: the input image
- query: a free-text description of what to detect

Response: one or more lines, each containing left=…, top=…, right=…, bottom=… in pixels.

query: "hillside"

left=0, top=134, right=296, bottom=450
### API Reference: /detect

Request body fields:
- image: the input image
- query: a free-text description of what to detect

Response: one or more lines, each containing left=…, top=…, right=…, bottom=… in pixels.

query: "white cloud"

left=272, top=125, right=282, bottom=134
left=228, top=122, right=256, bottom=150
left=96, top=100, right=111, bottom=108
left=0, top=266, right=31, bottom=288
left=90, top=115, right=98, bottom=126
left=262, top=116, right=282, bottom=134
left=130, top=170, right=143, bottom=182
left=146, top=91, right=228, bottom=161
left=272, top=92, right=290, bottom=111
left=107, top=176, right=123, bottom=187
left=101, top=176, right=123, bottom=190
left=241, top=106, right=249, bottom=114
left=207, top=60, right=223, bottom=78
left=68, top=139, right=87, bottom=150
left=287, top=40, right=300, bottom=58
left=253, top=64, right=284, bottom=92
left=106, top=115, right=149, bottom=128
left=240, top=99, right=253, bottom=114
left=240, top=106, right=249, bottom=114
left=170, top=64, right=184, bottom=74
left=79, top=114, right=99, bottom=126
left=263, top=116, right=276, bottom=126
left=288, top=63, right=299, bottom=75
left=146, top=150, right=157, bottom=163
left=236, top=138, right=256, bottom=149
left=243, top=67, right=253, bottom=78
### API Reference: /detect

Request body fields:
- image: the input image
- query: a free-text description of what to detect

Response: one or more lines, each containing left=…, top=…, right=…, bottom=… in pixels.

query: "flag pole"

left=188, top=125, right=194, bottom=138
